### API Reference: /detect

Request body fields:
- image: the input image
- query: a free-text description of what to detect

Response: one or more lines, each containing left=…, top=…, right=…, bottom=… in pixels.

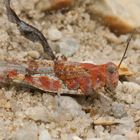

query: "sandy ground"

left=0, top=0, right=140, bottom=139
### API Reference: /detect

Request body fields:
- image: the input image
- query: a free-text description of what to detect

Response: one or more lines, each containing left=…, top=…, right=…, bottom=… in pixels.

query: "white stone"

left=72, top=136, right=82, bottom=140
left=25, top=106, right=49, bottom=122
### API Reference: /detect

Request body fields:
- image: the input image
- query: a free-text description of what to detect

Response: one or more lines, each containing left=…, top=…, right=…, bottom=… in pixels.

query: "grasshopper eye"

left=107, top=63, right=117, bottom=74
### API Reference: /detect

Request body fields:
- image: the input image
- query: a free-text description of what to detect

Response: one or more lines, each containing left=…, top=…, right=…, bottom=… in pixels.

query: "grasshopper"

left=3, top=0, right=133, bottom=95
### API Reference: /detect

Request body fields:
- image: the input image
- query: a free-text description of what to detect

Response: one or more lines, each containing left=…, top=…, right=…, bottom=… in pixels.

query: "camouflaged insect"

left=3, top=0, right=132, bottom=95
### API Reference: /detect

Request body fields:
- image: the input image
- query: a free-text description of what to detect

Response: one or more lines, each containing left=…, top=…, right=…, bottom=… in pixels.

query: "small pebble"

left=111, top=135, right=127, bottom=140
left=48, top=26, right=62, bottom=41
left=72, top=136, right=82, bottom=140
left=112, top=102, right=126, bottom=118
left=94, top=125, right=104, bottom=137
left=58, top=37, right=79, bottom=56
left=27, top=50, right=40, bottom=59
left=39, top=129, right=52, bottom=140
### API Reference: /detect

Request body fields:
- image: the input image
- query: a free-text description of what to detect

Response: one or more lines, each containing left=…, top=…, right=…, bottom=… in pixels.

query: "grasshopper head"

left=105, top=62, right=119, bottom=91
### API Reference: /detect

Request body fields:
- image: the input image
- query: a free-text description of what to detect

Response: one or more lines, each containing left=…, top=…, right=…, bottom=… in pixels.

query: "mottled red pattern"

left=54, top=61, right=119, bottom=94
left=24, top=75, right=34, bottom=84
left=7, top=70, right=17, bottom=78
left=38, top=76, right=61, bottom=91
left=0, top=76, right=3, bottom=81
left=0, top=60, right=119, bottom=94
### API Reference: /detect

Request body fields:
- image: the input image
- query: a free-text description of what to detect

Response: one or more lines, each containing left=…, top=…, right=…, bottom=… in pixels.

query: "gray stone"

left=117, top=117, right=135, bottom=134
left=112, top=102, right=126, bottom=118
left=54, top=96, right=82, bottom=121
left=58, top=37, right=79, bottom=57
left=59, top=96, right=81, bottom=112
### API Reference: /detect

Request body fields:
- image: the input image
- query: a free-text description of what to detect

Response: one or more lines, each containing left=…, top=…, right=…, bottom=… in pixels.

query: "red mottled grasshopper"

left=3, top=0, right=133, bottom=95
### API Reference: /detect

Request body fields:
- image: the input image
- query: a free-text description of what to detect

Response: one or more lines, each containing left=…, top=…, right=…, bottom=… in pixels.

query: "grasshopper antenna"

left=118, top=29, right=137, bottom=69
left=5, top=0, right=56, bottom=60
